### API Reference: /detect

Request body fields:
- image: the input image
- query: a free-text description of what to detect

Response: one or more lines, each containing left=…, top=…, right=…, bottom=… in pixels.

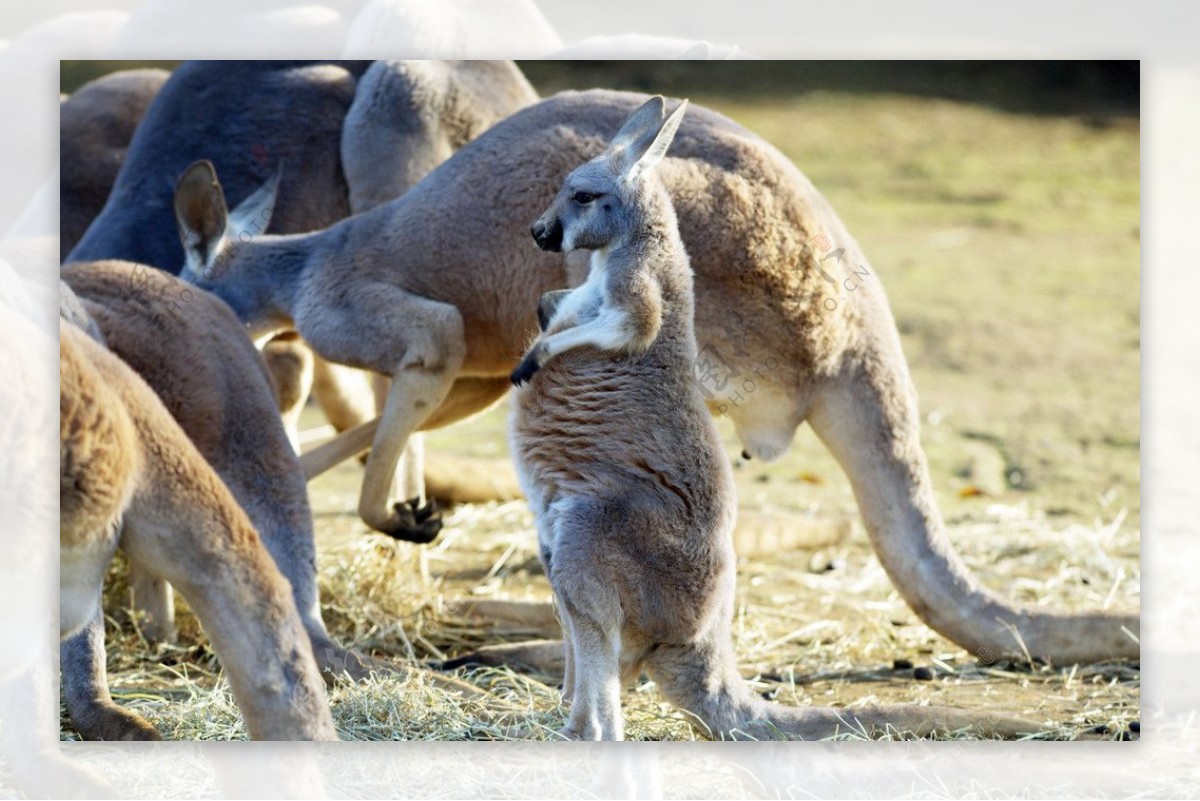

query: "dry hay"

left=62, top=480, right=1139, bottom=742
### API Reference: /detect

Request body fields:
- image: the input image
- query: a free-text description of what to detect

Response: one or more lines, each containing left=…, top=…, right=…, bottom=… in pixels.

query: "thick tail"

left=424, top=452, right=524, bottom=504
left=298, top=416, right=380, bottom=479
left=806, top=359, right=1139, bottom=665
left=746, top=701, right=1046, bottom=741
left=646, top=639, right=1046, bottom=741
left=732, top=509, right=848, bottom=557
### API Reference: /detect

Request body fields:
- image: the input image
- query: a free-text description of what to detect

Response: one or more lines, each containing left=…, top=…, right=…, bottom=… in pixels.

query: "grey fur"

left=64, top=58, right=537, bottom=549
left=59, top=68, right=169, bottom=261
left=342, top=60, right=537, bottom=214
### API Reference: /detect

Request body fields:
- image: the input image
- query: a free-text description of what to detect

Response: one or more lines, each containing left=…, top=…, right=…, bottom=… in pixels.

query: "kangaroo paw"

left=381, top=499, right=444, bottom=543
left=312, top=639, right=390, bottom=683
left=510, top=351, right=541, bottom=386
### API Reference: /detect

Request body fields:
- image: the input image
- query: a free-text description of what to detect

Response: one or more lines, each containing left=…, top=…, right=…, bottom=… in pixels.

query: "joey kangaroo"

left=174, top=88, right=1137, bottom=665
left=60, top=319, right=337, bottom=741
left=65, top=60, right=537, bottom=532
left=61, top=261, right=371, bottom=741
left=509, top=98, right=1044, bottom=741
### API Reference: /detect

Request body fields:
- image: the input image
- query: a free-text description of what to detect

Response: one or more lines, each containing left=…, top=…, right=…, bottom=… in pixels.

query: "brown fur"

left=60, top=261, right=374, bottom=741
left=179, top=89, right=1137, bottom=663
left=60, top=321, right=336, bottom=740
left=318, top=59, right=537, bottom=508
left=262, top=331, right=315, bottom=452
left=63, top=61, right=537, bottom=515
left=341, top=60, right=538, bottom=215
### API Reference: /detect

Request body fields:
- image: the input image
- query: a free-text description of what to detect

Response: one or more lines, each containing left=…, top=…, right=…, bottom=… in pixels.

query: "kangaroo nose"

left=530, top=218, right=563, bottom=252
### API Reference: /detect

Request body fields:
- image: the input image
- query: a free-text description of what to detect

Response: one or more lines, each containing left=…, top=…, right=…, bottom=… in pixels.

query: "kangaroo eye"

left=573, top=191, right=599, bottom=205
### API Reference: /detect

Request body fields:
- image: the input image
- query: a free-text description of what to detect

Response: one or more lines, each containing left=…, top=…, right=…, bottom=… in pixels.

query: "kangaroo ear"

left=609, top=95, right=666, bottom=153
left=228, top=162, right=281, bottom=241
left=621, top=99, right=689, bottom=182
left=174, top=160, right=227, bottom=274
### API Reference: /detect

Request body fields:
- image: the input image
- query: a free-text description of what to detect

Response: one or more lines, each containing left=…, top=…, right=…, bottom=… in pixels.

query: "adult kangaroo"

left=60, top=263, right=369, bottom=739
left=175, top=89, right=1138, bottom=665
left=60, top=319, right=337, bottom=741
left=64, top=60, right=537, bottom=529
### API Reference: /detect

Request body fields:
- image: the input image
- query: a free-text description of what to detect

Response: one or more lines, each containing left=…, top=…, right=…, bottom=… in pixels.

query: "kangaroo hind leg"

left=61, top=606, right=161, bottom=741
left=548, top=504, right=625, bottom=741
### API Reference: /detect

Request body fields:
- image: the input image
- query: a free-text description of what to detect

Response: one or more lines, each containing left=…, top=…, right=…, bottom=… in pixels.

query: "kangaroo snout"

left=531, top=218, right=563, bottom=252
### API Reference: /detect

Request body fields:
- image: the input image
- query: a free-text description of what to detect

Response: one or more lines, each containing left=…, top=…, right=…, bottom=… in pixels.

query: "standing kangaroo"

left=509, top=97, right=1042, bottom=740
left=174, top=89, right=1137, bottom=665
left=60, top=262, right=375, bottom=739
left=60, top=319, right=337, bottom=741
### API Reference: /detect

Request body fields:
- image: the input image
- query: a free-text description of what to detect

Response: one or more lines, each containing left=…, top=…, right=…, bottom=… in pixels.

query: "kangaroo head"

left=173, top=159, right=279, bottom=287
left=531, top=95, right=688, bottom=253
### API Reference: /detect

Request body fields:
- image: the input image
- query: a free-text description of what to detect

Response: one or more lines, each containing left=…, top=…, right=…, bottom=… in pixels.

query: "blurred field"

left=62, top=64, right=1139, bottom=742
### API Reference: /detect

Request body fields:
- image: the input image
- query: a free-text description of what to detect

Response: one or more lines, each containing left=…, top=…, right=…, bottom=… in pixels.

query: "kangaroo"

left=60, top=319, right=337, bottom=741
left=60, top=261, right=372, bottom=741
left=64, top=59, right=537, bottom=533
left=59, top=68, right=170, bottom=260
left=173, top=88, right=1137, bottom=665
left=63, top=60, right=374, bottom=479
left=509, top=97, right=1046, bottom=741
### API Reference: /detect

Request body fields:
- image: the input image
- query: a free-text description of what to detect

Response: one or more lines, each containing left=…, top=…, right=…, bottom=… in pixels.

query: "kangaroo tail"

left=645, top=639, right=1048, bottom=741
left=807, top=359, right=1138, bottom=665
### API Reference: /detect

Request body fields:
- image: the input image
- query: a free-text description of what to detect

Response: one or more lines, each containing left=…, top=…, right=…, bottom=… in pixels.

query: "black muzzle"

left=531, top=219, right=563, bottom=252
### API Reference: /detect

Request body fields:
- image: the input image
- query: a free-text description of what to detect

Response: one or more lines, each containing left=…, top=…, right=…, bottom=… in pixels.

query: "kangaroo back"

left=60, top=68, right=170, bottom=259
left=67, top=61, right=368, bottom=268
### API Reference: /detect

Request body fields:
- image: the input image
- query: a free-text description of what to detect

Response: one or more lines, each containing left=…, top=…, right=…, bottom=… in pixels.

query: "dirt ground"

left=61, top=66, right=1140, bottom=742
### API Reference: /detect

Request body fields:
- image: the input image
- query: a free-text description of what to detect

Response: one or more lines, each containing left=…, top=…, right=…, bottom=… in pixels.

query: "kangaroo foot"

left=69, top=699, right=162, bottom=741
left=379, top=497, right=443, bottom=543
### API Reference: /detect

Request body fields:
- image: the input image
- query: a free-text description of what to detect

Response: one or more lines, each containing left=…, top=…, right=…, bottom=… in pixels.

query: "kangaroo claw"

left=381, top=498, right=443, bottom=543
left=511, top=352, right=541, bottom=386
left=407, top=497, right=439, bottom=524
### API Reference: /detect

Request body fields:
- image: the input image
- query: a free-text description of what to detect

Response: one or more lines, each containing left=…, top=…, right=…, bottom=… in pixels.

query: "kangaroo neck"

left=217, top=233, right=315, bottom=337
